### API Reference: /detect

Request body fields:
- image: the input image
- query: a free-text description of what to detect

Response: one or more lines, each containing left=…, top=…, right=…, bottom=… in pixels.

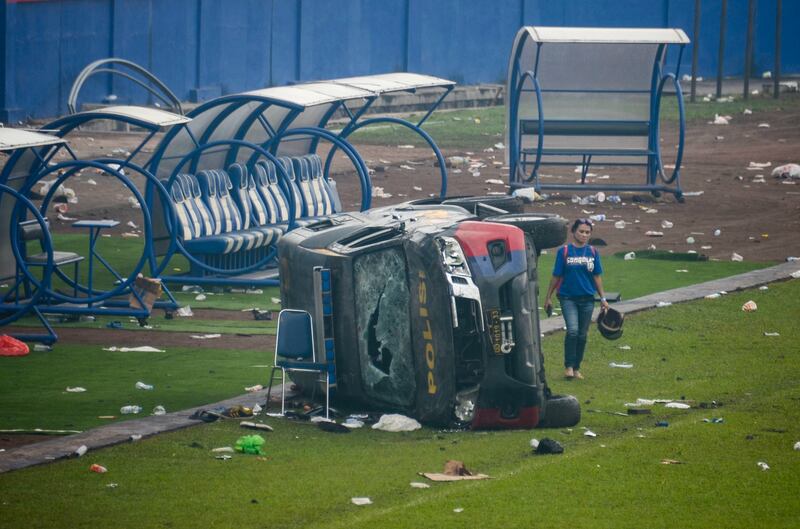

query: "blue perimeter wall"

left=0, top=0, right=797, bottom=121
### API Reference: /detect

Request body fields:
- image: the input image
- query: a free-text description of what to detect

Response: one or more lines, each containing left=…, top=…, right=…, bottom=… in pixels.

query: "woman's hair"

left=571, top=218, right=594, bottom=233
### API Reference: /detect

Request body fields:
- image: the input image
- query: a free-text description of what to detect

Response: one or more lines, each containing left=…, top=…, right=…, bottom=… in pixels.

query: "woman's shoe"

left=574, top=371, right=584, bottom=380
left=564, top=367, right=574, bottom=379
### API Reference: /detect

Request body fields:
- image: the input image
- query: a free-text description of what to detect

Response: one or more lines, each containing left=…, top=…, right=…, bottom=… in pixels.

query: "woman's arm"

left=593, top=275, right=610, bottom=310
left=544, top=275, right=561, bottom=312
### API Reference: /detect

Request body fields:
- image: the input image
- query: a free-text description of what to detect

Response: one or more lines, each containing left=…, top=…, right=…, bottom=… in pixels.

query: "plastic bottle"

left=120, top=405, right=142, bottom=414
left=135, top=381, right=154, bottom=390
left=152, top=405, right=166, bottom=416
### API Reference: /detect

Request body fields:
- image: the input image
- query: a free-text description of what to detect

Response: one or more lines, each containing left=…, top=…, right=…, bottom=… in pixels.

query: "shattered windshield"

left=353, top=248, right=415, bottom=407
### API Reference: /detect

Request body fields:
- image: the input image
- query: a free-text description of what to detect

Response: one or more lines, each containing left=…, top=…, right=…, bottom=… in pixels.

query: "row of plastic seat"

left=166, top=154, right=340, bottom=267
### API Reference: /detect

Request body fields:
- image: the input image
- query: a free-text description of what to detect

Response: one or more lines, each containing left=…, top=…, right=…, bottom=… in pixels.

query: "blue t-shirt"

left=552, top=244, right=603, bottom=297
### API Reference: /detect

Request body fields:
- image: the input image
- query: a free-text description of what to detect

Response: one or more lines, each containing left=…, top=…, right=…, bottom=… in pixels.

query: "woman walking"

left=543, top=218, right=609, bottom=379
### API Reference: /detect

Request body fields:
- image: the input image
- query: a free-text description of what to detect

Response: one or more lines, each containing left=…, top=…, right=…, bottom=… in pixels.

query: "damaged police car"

left=277, top=196, right=580, bottom=429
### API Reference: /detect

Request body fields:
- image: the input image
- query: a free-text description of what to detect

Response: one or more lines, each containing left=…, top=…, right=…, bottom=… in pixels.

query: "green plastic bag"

left=235, top=434, right=265, bottom=455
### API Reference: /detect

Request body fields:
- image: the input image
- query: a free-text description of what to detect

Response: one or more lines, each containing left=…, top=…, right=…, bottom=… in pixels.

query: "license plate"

left=486, top=309, right=503, bottom=355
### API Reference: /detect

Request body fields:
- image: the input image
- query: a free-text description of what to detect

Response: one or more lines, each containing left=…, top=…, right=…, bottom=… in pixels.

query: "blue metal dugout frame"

left=147, top=73, right=454, bottom=286
left=506, top=27, right=690, bottom=201
left=0, top=108, right=189, bottom=342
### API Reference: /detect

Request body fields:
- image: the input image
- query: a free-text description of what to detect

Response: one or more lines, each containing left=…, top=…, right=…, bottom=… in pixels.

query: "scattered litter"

left=103, top=346, right=165, bottom=352
left=57, top=213, right=77, bottom=221
left=656, top=301, right=672, bottom=308
left=623, top=252, right=636, bottom=261
left=645, top=231, right=663, bottom=237
left=351, top=497, right=372, bottom=506
left=614, top=220, right=626, bottom=229
left=701, top=245, right=712, bottom=250
left=120, top=405, right=142, bottom=414
left=743, top=108, right=753, bottom=114
left=794, top=441, right=800, bottom=451
left=270, top=297, right=281, bottom=305
left=454, top=508, right=464, bottom=513
left=609, top=362, right=633, bottom=369
left=705, top=293, right=721, bottom=299
left=757, top=461, right=770, bottom=471
left=74, top=445, right=88, bottom=457
left=413, top=186, right=422, bottom=191
left=710, top=114, right=729, bottom=125
left=86, top=178, right=97, bottom=185
left=731, top=252, right=743, bottom=262
left=215, top=455, right=232, bottom=461
left=175, top=306, right=193, bottom=317
left=748, top=161, right=772, bottom=169
left=194, top=294, right=207, bottom=301
left=771, top=163, right=800, bottom=179
left=759, top=285, right=769, bottom=290
left=703, top=418, right=724, bottom=423
left=135, top=381, right=154, bottom=391
left=484, top=178, right=504, bottom=185
left=152, top=405, right=166, bottom=416
left=241, top=421, right=273, bottom=432
left=741, top=300, right=758, bottom=312
left=661, top=459, right=683, bottom=465
left=494, top=142, right=505, bottom=150
left=191, top=333, right=221, bottom=340
left=713, top=229, right=721, bottom=237
left=682, top=191, right=704, bottom=197
left=397, top=144, right=415, bottom=149
left=618, top=345, right=631, bottom=350
left=251, top=309, right=272, bottom=321
left=512, top=188, right=541, bottom=202
left=121, top=232, right=139, bottom=238
left=757, top=123, right=770, bottom=128
left=675, top=269, right=689, bottom=273
left=410, top=482, right=430, bottom=489
left=372, top=413, right=421, bottom=432
left=660, top=220, right=674, bottom=229
left=791, top=271, right=800, bottom=279
left=534, top=438, right=564, bottom=455
left=686, top=236, right=695, bottom=244
left=399, top=165, right=415, bottom=171
left=212, top=446, right=234, bottom=453
left=66, top=387, right=87, bottom=393
left=235, top=434, right=265, bottom=455
left=106, top=483, right=119, bottom=488
left=127, top=196, right=141, bottom=209
left=372, top=186, right=392, bottom=199
left=422, top=460, right=491, bottom=481
left=763, top=332, right=780, bottom=337
left=665, top=402, right=691, bottom=409
left=245, top=384, right=264, bottom=392
left=584, top=430, right=597, bottom=437
left=343, top=417, right=365, bottom=429
left=89, top=464, right=108, bottom=473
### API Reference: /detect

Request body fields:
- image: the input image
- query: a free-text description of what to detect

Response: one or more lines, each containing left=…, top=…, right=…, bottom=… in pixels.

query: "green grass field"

left=1, top=279, right=798, bottom=529
left=347, top=93, right=800, bottom=149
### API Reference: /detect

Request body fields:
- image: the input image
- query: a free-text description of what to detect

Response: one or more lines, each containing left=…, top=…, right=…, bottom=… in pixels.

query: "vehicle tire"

left=539, top=394, right=581, bottom=428
left=442, top=195, right=524, bottom=217
left=484, top=213, right=567, bottom=250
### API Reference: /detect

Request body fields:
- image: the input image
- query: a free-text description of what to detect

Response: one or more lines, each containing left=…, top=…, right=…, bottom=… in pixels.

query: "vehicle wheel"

left=484, top=213, right=567, bottom=250
left=442, top=195, right=524, bottom=217
left=539, top=394, right=581, bottom=428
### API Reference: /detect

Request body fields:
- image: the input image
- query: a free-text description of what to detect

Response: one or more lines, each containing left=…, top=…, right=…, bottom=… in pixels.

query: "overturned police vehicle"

left=277, top=196, right=580, bottom=429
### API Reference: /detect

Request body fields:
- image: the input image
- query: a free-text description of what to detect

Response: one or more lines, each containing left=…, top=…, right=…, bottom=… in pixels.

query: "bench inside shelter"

left=506, top=26, right=690, bottom=200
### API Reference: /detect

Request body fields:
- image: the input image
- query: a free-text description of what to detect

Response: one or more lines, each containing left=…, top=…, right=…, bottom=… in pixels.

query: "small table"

left=72, top=220, right=120, bottom=304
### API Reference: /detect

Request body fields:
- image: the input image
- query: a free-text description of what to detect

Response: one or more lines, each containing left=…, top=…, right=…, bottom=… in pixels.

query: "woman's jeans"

left=558, top=295, right=595, bottom=370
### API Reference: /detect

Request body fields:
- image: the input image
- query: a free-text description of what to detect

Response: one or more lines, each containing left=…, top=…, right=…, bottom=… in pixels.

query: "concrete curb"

left=0, top=387, right=281, bottom=474
left=540, top=261, right=799, bottom=335
left=1, top=261, right=797, bottom=473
